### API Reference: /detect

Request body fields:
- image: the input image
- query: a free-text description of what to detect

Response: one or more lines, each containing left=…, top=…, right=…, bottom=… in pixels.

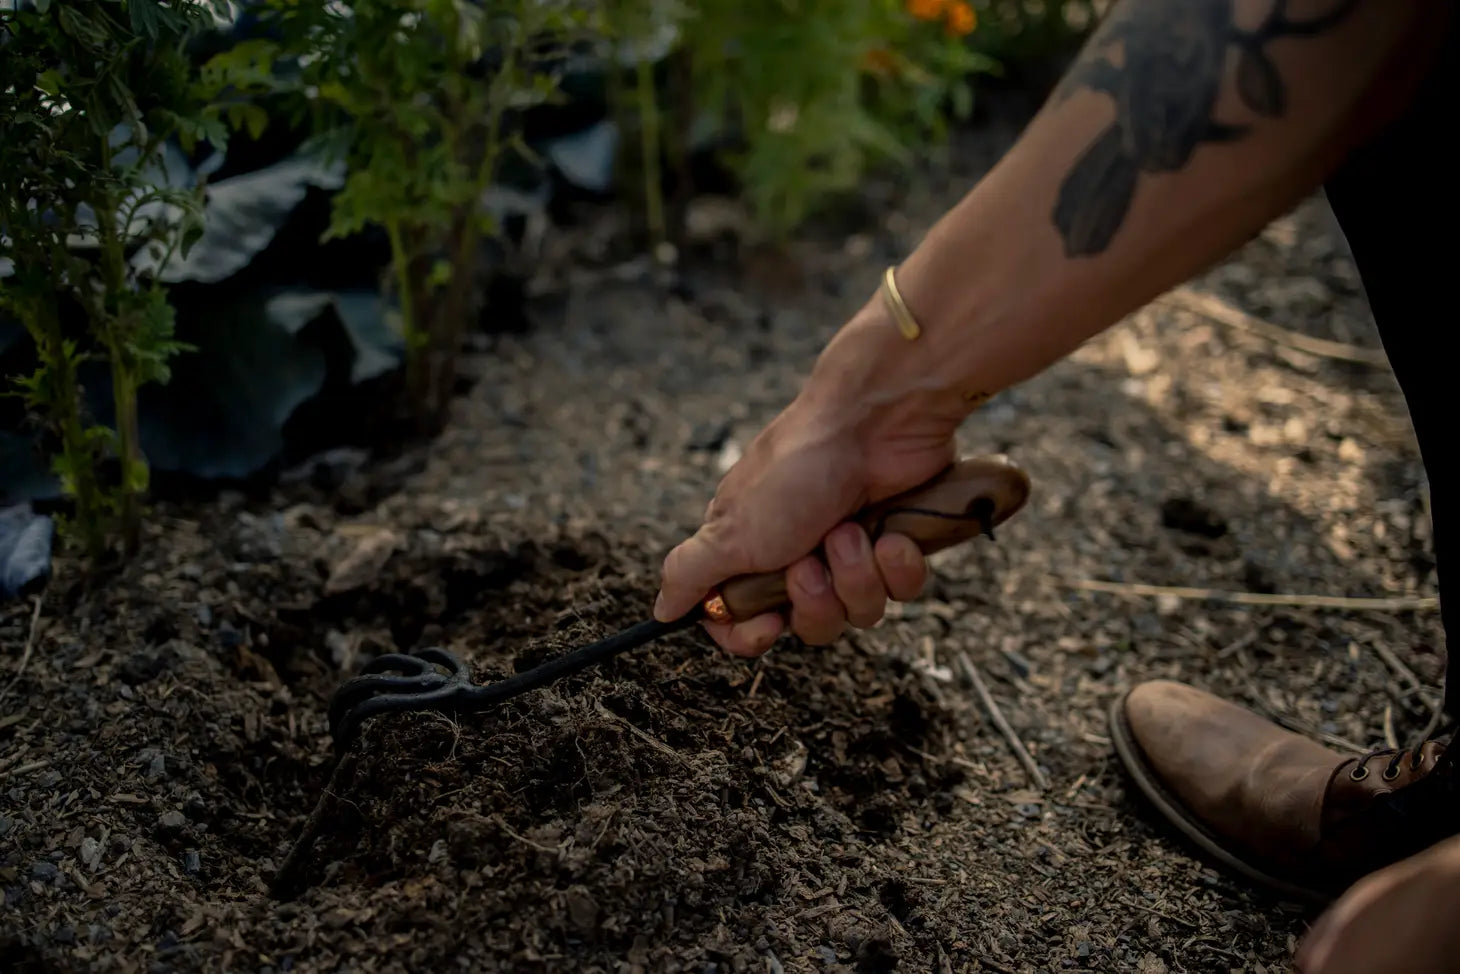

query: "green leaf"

left=35, top=70, right=65, bottom=98
left=240, top=103, right=269, bottom=140
left=178, top=221, right=205, bottom=261
left=422, top=257, right=452, bottom=289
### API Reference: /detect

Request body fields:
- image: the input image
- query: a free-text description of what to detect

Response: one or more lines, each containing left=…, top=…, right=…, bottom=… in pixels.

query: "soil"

left=0, top=104, right=1446, bottom=974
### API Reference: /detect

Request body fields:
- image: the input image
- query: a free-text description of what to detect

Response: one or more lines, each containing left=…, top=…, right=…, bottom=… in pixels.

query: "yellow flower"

left=907, top=0, right=948, bottom=23
left=945, top=0, right=977, bottom=35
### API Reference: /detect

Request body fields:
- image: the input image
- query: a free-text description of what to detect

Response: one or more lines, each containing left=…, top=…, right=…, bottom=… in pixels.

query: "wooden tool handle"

left=702, top=454, right=1032, bottom=624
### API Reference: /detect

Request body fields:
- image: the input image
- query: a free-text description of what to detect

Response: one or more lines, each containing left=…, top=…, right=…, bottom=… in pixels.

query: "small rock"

left=0, top=816, right=11, bottom=837
left=147, top=753, right=167, bottom=780
left=565, top=887, right=599, bottom=932
left=427, top=839, right=448, bottom=866
left=177, top=562, right=204, bottom=581
left=194, top=604, right=213, bottom=628
left=1076, top=941, right=1091, bottom=958
left=157, top=810, right=187, bottom=833
left=715, top=439, right=742, bottom=474
left=52, top=924, right=76, bottom=945
left=79, top=837, right=102, bottom=870
left=30, top=861, right=59, bottom=883
left=687, top=420, right=733, bottom=452
left=88, top=923, right=112, bottom=945
left=183, top=850, right=200, bottom=875
left=323, top=527, right=401, bottom=596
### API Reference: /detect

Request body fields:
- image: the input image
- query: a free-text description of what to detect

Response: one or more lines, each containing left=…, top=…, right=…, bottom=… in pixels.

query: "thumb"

left=654, top=524, right=745, bottom=622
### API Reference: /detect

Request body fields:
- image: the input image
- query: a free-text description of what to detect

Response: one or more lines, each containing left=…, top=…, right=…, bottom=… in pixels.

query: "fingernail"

left=801, top=562, right=830, bottom=595
left=885, top=540, right=913, bottom=569
left=830, top=528, right=860, bottom=565
left=653, top=592, right=668, bottom=620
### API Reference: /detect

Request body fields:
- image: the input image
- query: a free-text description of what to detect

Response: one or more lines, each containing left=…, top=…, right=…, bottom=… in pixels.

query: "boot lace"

left=1349, top=720, right=1457, bottom=783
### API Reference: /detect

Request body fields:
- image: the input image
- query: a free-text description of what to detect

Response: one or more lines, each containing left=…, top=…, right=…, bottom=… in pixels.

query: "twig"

left=1419, top=698, right=1448, bottom=742
left=955, top=651, right=1049, bottom=791
left=1163, top=286, right=1390, bottom=367
left=270, top=751, right=359, bottom=899
left=17, top=592, right=43, bottom=676
left=495, top=815, right=562, bottom=854
left=593, top=700, right=685, bottom=763
left=1383, top=704, right=1398, bottom=750
left=1369, top=640, right=1422, bottom=692
left=1061, top=577, right=1438, bottom=612
left=0, top=758, right=50, bottom=780
left=1215, top=631, right=1258, bottom=660
left=1118, top=896, right=1200, bottom=930
left=1270, top=711, right=1366, bottom=755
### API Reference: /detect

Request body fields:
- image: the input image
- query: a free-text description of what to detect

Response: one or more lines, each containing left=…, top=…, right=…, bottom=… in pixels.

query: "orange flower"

left=945, top=0, right=977, bottom=35
left=907, top=0, right=947, bottom=22
left=861, top=47, right=899, bottom=77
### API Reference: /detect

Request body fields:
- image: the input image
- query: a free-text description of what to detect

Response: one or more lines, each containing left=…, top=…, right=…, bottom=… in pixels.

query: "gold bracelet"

left=880, top=265, right=921, bottom=341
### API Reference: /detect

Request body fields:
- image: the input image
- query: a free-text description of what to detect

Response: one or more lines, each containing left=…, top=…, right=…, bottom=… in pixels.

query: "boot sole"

left=1107, top=689, right=1334, bottom=906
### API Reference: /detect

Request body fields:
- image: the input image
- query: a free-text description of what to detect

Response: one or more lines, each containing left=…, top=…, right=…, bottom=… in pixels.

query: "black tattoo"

left=1051, top=0, right=1362, bottom=257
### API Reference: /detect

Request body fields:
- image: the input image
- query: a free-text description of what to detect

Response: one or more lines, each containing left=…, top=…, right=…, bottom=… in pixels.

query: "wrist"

left=792, top=304, right=967, bottom=490
left=802, top=282, right=976, bottom=438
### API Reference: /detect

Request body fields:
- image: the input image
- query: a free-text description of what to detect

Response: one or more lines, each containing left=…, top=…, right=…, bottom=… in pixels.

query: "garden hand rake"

left=325, top=454, right=1032, bottom=751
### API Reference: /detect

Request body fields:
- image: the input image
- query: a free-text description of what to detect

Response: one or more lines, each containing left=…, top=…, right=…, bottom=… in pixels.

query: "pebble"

left=52, top=924, right=75, bottom=945
left=80, top=837, right=102, bottom=870
left=183, top=850, right=201, bottom=875
left=157, top=810, right=187, bottom=833
left=0, top=815, right=11, bottom=837
left=30, top=861, right=59, bottom=883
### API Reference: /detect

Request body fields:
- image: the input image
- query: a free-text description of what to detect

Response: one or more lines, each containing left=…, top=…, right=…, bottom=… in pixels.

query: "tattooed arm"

left=654, top=0, right=1444, bottom=655
left=806, top=0, right=1443, bottom=440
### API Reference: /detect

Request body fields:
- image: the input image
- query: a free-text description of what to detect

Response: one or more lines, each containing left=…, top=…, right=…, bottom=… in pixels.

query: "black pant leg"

left=1322, top=14, right=1458, bottom=715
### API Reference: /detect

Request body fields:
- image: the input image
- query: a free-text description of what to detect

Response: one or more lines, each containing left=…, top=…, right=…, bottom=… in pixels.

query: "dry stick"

left=18, top=592, right=43, bottom=675
left=1061, top=577, right=1438, bottom=612
left=1163, top=286, right=1391, bottom=367
left=1369, top=640, right=1423, bottom=692
left=955, top=651, right=1049, bottom=792
left=0, top=592, right=46, bottom=709
left=270, top=751, right=359, bottom=899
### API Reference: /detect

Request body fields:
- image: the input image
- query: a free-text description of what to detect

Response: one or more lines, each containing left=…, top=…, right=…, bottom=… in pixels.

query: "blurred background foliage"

left=1, top=0, right=1097, bottom=576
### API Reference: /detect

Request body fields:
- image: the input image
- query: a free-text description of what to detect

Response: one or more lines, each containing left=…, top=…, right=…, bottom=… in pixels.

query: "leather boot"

left=1110, top=679, right=1460, bottom=902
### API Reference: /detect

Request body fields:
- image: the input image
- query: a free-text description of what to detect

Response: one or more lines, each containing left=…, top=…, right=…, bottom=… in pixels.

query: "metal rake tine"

left=330, top=680, right=475, bottom=752
left=411, top=647, right=472, bottom=679
left=326, top=650, right=472, bottom=738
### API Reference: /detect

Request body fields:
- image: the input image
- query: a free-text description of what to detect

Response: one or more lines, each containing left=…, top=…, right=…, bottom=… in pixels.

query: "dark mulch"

left=0, top=110, right=1443, bottom=973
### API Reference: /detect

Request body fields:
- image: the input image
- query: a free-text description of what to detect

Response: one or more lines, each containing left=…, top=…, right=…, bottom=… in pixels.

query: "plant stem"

left=384, top=215, right=426, bottom=413
left=34, top=301, right=107, bottom=564
left=94, top=190, right=143, bottom=554
left=636, top=55, right=665, bottom=246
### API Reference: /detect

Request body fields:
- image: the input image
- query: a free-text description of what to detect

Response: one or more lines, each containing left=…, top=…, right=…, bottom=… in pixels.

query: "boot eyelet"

left=1350, top=765, right=1370, bottom=781
left=1382, top=765, right=1401, bottom=781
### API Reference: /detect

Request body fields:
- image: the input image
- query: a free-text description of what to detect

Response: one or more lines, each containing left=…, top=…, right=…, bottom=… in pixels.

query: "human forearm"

left=807, top=0, right=1442, bottom=442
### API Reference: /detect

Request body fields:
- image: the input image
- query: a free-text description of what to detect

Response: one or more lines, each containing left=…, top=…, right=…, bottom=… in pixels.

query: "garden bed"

left=0, top=118, right=1445, bottom=973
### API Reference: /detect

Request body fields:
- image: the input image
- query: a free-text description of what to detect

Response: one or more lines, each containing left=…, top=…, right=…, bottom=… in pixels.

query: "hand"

left=1295, top=833, right=1460, bottom=974
left=652, top=302, right=964, bottom=657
